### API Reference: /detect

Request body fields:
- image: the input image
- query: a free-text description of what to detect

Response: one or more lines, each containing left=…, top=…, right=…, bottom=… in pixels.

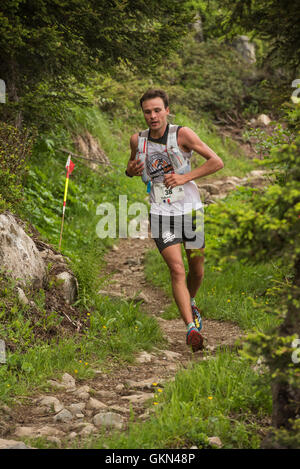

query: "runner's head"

left=140, top=89, right=169, bottom=133
left=140, top=89, right=169, bottom=109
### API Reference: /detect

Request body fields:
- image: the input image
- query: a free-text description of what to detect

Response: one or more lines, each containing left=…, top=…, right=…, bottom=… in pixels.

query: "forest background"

left=0, top=0, right=299, bottom=449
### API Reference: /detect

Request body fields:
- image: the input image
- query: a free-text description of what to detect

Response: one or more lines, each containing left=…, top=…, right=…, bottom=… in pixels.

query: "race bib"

left=153, top=183, right=185, bottom=204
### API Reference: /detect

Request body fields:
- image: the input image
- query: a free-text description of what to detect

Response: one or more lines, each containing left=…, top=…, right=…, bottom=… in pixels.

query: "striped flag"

left=59, top=155, right=75, bottom=250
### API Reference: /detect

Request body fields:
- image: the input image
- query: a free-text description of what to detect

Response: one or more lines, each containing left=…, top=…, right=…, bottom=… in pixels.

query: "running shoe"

left=186, top=326, right=204, bottom=352
left=192, top=304, right=203, bottom=332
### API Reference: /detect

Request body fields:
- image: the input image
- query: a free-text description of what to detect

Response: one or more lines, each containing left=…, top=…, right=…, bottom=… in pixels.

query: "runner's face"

left=141, top=97, right=169, bottom=133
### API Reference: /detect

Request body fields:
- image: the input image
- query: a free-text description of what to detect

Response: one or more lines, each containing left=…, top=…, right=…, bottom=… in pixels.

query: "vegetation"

left=0, top=0, right=299, bottom=450
left=0, top=0, right=194, bottom=127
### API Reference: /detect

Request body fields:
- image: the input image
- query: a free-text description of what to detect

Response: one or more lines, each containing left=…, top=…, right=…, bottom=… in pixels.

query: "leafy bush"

left=0, top=122, right=35, bottom=211
left=203, top=120, right=300, bottom=447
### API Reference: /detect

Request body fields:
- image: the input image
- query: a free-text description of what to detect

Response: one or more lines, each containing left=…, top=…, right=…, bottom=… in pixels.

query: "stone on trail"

left=208, top=436, right=223, bottom=448
left=93, top=412, right=124, bottom=430
left=86, top=397, right=108, bottom=411
left=14, top=426, right=36, bottom=438
left=61, top=372, right=76, bottom=390
left=79, top=424, right=97, bottom=436
left=39, top=396, right=64, bottom=413
left=121, top=392, right=154, bottom=405
left=136, top=351, right=153, bottom=363
left=15, top=425, right=65, bottom=439
left=162, top=350, right=182, bottom=361
left=53, top=408, right=73, bottom=423
left=73, top=385, right=91, bottom=400
left=125, top=377, right=162, bottom=390
left=47, top=372, right=76, bottom=391
left=67, top=402, right=86, bottom=415
left=0, top=438, right=34, bottom=449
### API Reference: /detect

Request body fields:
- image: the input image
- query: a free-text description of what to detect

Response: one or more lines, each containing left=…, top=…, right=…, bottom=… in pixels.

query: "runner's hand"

left=127, top=158, right=144, bottom=177
left=164, top=173, right=187, bottom=189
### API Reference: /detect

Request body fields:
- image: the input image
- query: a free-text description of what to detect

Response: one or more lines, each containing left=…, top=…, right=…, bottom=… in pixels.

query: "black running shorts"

left=149, top=209, right=205, bottom=253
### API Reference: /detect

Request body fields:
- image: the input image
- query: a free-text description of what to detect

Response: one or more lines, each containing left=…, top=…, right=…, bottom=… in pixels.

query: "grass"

left=0, top=103, right=277, bottom=448
left=144, top=245, right=283, bottom=332
left=173, top=112, right=259, bottom=179
left=0, top=271, right=164, bottom=404
left=79, top=350, right=271, bottom=449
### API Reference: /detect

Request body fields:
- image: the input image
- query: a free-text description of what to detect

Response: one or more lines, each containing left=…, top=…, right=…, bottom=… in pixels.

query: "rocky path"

left=1, top=235, right=242, bottom=449
left=1, top=167, right=271, bottom=449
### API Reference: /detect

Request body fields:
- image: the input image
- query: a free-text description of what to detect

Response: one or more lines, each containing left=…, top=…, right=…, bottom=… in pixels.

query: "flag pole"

left=59, top=154, right=74, bottom=251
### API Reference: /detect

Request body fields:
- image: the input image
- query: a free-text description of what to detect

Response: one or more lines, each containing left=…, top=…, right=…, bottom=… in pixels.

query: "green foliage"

left=165, top=37, right=264, bottom=120
left=204, top=128, right=300, bottom=265
left=221, top=0, right=300, bottom=70
left=243, top=122, right=295, bottom=159
left=0, top=121, right=35, bottom=211
left=266, top=420, right=300, bottom=449
left=0, top=0, right=195, bottom=126
left=83, top=352, right=271, bottom=449
left=203, top=111, right=300, bottom=446
left=93, top=34, right=270, bottom=124
left=0, top=269, right=164, bottom=403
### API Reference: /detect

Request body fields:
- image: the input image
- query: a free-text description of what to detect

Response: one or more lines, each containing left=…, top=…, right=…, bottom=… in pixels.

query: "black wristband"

left=125, top=169, right=133, bottom=178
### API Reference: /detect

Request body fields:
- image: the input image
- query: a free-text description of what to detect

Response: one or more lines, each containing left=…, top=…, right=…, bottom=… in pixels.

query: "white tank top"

left=146, top=125, right=203, bottom=216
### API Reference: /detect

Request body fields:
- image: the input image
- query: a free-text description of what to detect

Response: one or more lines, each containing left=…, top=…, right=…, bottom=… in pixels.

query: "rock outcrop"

left=197, top=170, right=271, bottom=205
left=0, top=212, right=47, bottom=289
left=0, top=211, right=78, bottom=304
left=232, top=35, right=256, bottom=64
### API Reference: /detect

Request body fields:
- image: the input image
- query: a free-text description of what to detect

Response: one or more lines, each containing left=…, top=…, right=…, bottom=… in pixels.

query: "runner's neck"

left=149, top=123, right=168, bottom=140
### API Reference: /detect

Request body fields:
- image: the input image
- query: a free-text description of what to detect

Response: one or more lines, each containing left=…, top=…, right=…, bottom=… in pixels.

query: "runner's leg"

left=160, top=243, right=193, bottom=326
left=185, top=247, right=205, bottom=299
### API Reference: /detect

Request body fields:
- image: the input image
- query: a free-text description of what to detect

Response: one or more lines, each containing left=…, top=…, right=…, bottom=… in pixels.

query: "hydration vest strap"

left=167, top=124, right=178, bottom=150
left=137, top=129, right=149, bottom=155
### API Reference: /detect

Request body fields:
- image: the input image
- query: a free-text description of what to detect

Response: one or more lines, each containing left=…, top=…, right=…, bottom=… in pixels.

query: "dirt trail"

left=1, top=237, right=242, bottom=449
left=102, top=237, right=242, bottom=359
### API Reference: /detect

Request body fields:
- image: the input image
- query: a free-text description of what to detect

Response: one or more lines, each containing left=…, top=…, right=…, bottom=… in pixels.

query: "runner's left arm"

left=164, top=127, right=224, bottom=188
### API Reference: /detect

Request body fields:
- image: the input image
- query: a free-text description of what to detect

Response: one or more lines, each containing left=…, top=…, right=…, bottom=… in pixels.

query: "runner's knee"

left=169, top=261, right=186, bottom=280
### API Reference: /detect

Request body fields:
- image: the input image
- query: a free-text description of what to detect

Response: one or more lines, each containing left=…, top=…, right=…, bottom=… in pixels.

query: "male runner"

left=126, top=89, right=224, bottom=352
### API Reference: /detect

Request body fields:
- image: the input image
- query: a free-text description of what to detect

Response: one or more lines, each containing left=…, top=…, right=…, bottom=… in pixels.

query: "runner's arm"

left=177, top=127, right=224, bottom=183
left=126, top=133, right=144, bottom=177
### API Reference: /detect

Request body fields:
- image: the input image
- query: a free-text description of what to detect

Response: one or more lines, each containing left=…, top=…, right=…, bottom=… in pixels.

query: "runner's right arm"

left=126, top=133, right=144, bottom=177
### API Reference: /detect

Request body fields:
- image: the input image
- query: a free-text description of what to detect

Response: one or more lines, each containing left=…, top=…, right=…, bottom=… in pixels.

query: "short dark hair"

left=140, top=89, right=169, bottom=109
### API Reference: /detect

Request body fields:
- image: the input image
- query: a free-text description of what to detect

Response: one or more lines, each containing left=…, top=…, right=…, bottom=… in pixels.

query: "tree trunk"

left=262, top=254, right=300, bottom=447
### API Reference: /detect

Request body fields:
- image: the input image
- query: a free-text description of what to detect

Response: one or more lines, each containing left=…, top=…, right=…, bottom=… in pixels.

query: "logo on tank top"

left=146, top=150, right=174, bottom=181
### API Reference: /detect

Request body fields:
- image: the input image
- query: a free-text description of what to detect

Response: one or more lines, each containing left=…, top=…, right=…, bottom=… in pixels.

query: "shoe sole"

left=186, top=329, right=204, bottom=352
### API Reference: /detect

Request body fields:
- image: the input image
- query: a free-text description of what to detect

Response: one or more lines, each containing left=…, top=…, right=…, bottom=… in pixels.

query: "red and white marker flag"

left=59, top=155, right=75, bottom=250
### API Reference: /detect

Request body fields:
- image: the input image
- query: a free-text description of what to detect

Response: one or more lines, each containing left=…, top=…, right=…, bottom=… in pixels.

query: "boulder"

left=86, top=397, right=108, bottom=411
left=232, top=35, right=256, bottom=63
left=0, top=212, right=47, bottom=288
left=53, top=408, right=73, bottom=423
left=55, top=271, right=78, bottom=304
left=256, top=114, right=272, bottom=126
left=0, top=438, right=34, bottom=449
left=198, top=184, right=220, bottom=195
left=93, top=412, right=124, bottom=430
left=39, top=396, right=64, bottom=413
left=208, top=436, right=223, bottom=448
